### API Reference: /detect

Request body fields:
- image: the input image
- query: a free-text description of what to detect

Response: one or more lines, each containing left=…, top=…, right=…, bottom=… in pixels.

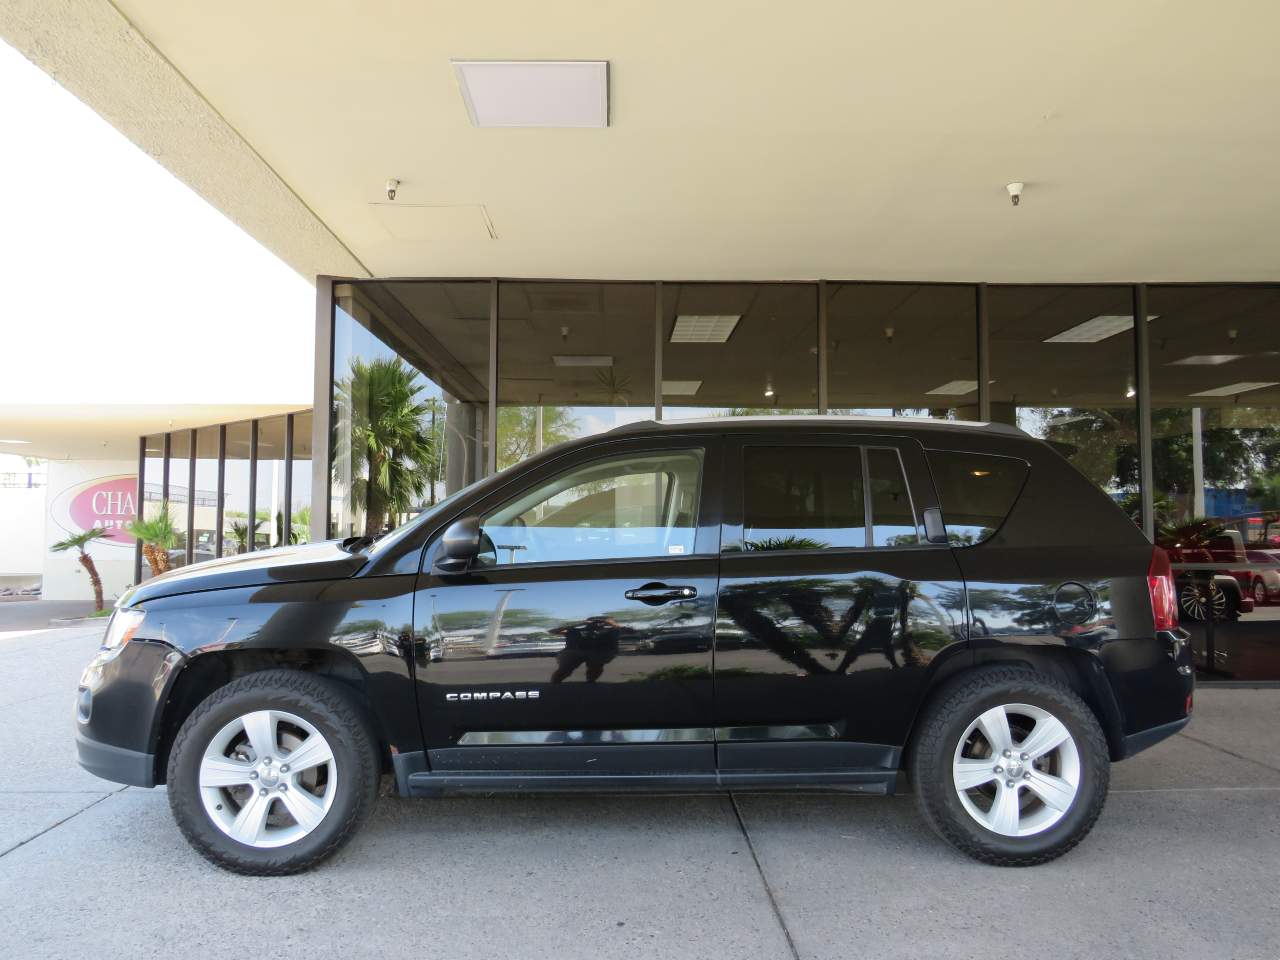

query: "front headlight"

left=102, top=608, right=146, bottom=651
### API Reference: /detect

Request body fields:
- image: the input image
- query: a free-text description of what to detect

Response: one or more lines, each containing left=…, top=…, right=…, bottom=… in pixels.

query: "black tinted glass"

left=742, top=447, right=866, bottom=550
left=928, top=450, right=1029, bottom=545
left=868, top=448, right=917, bottom=546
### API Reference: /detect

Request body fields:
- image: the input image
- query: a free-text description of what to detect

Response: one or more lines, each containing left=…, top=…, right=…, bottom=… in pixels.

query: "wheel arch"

left=906, top=645, right=1126, bottom=764
left=152, top=648, right=390, bottom=785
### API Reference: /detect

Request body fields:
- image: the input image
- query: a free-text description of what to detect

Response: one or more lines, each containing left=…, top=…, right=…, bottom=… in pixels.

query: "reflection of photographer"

left=549, top=616, right=626, bottom=682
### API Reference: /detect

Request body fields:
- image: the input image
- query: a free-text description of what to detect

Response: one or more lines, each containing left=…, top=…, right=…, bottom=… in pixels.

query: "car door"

left=413, top=435, right=723, bottom=776
left=713, top=432, right=968, bottom=778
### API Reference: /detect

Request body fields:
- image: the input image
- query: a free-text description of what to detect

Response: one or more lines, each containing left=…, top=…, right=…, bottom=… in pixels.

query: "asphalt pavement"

left=1, top=624, right=1277, bottom=960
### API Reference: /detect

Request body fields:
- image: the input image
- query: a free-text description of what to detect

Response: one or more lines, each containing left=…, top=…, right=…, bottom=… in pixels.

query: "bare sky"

left=0, top=39, right=314, bottom=407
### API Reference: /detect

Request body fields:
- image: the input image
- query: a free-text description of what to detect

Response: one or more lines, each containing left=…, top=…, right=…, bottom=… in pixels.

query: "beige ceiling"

left=0, top=405, right=306, bottom=461
left=7, top=1, right=1280, bottom=283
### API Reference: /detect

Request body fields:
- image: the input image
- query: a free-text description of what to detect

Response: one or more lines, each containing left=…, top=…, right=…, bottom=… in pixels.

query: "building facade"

left=306, top=278, right=1280, bottom=681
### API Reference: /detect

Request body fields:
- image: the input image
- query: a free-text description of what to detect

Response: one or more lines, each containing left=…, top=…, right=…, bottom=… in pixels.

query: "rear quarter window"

left=927, top=450, right=1029, bottom=546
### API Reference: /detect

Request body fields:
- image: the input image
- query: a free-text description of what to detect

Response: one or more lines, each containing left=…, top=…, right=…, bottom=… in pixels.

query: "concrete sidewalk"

left=1, top=626, right=1276, bottom=960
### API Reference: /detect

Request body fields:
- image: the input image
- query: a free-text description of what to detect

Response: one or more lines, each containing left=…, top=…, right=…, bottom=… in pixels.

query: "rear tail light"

left=1148, top=546, right=1179, bottom=631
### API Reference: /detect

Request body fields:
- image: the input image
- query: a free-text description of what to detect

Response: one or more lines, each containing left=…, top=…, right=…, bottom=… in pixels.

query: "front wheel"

left=911, top=667, right=1109, bottom=866
left=166, top=670, right=380, bottom=875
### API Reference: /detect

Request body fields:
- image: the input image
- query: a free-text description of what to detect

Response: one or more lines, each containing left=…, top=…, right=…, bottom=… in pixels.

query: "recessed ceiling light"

left=452, top=60, right=608, bottom=128
left=552, top=355, right=613, bottom=367
left=763, top=386, right=775, bottom=398
left=1044, top=315, right=1158, bottom=343
left=670, top=315, right=740, bottom=343
left=661, top=380, right=702, bottom=396
left=1188, top=381, right=1279, bottom=398
left=925, top=380, right=979, bottom=396
left=0, top=438, right=31, bottom=444
left=1167, top=354, right=1244, bottom=366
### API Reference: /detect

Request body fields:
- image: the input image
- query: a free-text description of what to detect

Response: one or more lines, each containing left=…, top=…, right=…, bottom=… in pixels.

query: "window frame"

left=418, top=434, right=725, bottom=575
left=722, top=432, right=943, bottom=556
left=479, top=446, right=707, bottom=567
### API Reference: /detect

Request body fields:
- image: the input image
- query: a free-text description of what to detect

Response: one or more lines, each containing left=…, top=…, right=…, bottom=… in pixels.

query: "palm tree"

left=50, top=528, right=112, bottom=611
left=126, top=503, right=180, bottom=577
left=333, top=357, right=438, bottom=536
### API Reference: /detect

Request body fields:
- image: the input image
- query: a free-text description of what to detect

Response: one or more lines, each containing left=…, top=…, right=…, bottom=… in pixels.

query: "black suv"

left=76, top=417, right=1193, bottom=873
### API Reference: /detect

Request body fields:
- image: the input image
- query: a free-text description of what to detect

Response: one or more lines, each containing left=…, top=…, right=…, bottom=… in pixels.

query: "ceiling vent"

left=452, top=60, right=608, bottom=128
left=670, top=315, right=741, bottom=343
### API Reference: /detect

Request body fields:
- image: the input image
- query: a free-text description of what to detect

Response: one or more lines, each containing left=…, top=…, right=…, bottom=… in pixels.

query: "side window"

left=741, top=446, right=866, bottom=550
left=480, top=448, right=703, bottom=564
left=927, top=450, right=1029, bottom=545
left=867, top=448, right=918, bottom=546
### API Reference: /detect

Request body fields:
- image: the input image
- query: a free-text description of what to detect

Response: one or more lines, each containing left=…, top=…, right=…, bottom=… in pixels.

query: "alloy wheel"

left=1179, top=581, right=1226, bottom=621
left=199, top=709, right=337, bottom=848
left=952, top=703, right=1081, bottom=838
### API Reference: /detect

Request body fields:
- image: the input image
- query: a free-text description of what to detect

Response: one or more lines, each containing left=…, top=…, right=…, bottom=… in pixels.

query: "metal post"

left=977, top=284, right=991, bottom=422
left=1133, top=284, right=1155, bottom=540
left=654, top=281, right=664, bottom=420
left=311, top=276, right=334, bottom=543
left=186, top=429, right=196, bottom=565
left=215, top=425, right=226, bottom=558
left=817, top=280, right=828, bottom=413
left=487, top=279, right=498, bottom=476
left=1191, top=407, right=1205, bottom=517
left=283, top=414, right=294, bottom=547
left=247, top=419, right=259, bottom=552
left=133, top=436, right=145, bottom=584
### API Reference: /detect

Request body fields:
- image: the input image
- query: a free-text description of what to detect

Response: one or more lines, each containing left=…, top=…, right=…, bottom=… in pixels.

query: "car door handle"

left=625, top=582, right=698, bottom=605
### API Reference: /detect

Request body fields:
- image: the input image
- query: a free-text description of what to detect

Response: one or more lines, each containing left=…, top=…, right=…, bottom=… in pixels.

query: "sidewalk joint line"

left=1178, top=731, right=1280, bottom=776
left=729, top=793, right=801, bottom=960
left=0, top=786, right=127, bottom=859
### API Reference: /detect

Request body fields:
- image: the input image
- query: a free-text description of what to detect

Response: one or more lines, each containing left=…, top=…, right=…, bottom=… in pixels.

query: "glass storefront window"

left=1148, top=285, right=1280, bottom=680
left=223, top=421, right=252, bottom=555
left=331, top=281, right=489, bottom=538
left=989, top=286, right=1140, bottom=520
left=827, top=283, right=977, bottom=418
left=497, top=282, right=655, bottom=471
left=192, top=427, right=220, bottom=563
left=256, top=417, right=287, bottom=549
left=167, top=430, right=191, bottom=569
left=662, top=283, right=818, bottom=417
left=138, top=433, right=165, bottom=580
left=290, top=411, right=313, bottom=544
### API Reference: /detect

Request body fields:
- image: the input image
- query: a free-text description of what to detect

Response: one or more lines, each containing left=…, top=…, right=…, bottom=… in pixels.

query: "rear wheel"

left=167, top=670, right=379, bottom=875
left=911, top=667, right=1109, bottom=866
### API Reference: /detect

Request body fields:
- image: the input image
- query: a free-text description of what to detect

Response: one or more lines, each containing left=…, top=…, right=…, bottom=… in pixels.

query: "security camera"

left=1006, top=182, right=1024, bottom=206
left=385, top=179, right=400, bottom=201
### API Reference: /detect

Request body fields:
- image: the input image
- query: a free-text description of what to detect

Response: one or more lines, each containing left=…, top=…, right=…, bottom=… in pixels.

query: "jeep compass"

left=75, top=417, right=1193, bottom=873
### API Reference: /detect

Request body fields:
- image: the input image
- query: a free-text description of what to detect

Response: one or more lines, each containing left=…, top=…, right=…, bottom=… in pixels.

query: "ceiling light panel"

left=662, top=380, right=703, bottom=396
left=1188, top=382, right=1279, bottom=397
left=670, top=315, right=741, bottom=343
left=1167, top=354, right=1244, bottom=366
left=453, top=61, right=608, bottom=128
left=1044, top=315, right=1158, bottom=344
left=552, top=355, right=613, bottom=367
left=925, top=380, right=979, bottom=396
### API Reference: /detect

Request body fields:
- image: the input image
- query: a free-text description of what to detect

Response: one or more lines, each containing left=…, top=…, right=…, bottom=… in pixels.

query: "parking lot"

left=2, top=623, right=1277, bottom=960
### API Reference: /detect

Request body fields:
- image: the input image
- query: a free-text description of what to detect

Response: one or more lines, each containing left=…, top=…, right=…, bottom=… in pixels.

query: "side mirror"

left=435, top=516, right=483, bottom=574
left=922, top=507, right=950, bottom=545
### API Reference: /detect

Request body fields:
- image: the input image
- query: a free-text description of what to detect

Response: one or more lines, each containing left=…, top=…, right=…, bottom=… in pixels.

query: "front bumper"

left=76, top=633, right=184, bottom=788
left=75, top=732, right=156, bottom=787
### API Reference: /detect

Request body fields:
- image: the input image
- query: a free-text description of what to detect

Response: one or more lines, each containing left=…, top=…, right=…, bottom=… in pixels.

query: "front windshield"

left=363, top=486, right=471, bottom=556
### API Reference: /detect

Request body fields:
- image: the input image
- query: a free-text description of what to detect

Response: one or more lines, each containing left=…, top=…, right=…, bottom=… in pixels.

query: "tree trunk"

left=78, top=551, right=105, bottom=611
left=142, top=542, right=168, bottom=577
left=364, top=453, right=384, bottom=536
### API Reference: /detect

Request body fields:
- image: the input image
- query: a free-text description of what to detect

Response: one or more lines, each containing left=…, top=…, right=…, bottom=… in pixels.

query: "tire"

left=166, top=669, right=380, bottom=875
left=1253, top=579, right=1267, bottom=606
left=910, top=667, right=1109, bottom=866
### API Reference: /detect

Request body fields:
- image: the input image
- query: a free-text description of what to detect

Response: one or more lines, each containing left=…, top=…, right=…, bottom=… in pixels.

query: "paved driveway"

left=2, top=625, right=1277, bottom=960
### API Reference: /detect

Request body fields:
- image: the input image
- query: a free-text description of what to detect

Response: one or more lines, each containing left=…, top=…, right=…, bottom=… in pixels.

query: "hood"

left=122, top=540, right=369, bottom=606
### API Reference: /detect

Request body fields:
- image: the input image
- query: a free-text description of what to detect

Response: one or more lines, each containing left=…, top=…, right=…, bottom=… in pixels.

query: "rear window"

left=927, top=450, right=1029, bottom=546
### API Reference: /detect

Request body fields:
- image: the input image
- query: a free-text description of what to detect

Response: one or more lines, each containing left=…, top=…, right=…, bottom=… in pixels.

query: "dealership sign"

left=50, top=475, right=138, bottom=547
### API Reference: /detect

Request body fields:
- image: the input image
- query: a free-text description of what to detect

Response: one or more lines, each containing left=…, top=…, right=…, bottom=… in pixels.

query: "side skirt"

left=404, top=769, right=900, bottom=797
